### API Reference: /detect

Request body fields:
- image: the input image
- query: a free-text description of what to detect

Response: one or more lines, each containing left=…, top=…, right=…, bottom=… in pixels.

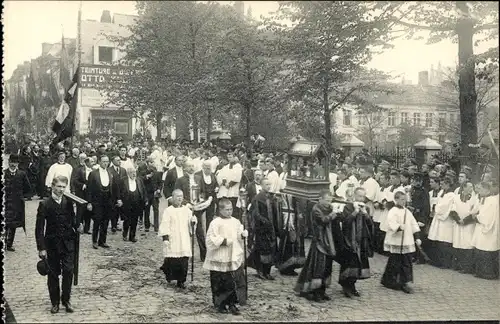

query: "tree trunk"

left=323, top=81, right=332, bottom=156
left=456, top=1, right=478, bottom=176
left=192, top=113, right=199, bottom=147
left=245, top=101, right=251, bottom=147
left=155, top=111, right=162, bottom=142
left=207, top=103, right=213, bottom=138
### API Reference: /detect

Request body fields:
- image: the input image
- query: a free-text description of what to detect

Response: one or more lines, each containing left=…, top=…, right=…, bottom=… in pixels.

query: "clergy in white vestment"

left=373, top=172, right=390, bottom=254
left=379, top=171, right=404, bottom=232
left=203, top=198, right=248, bottom=314
left=216, top=152, right=243, bottom=215
left=427, top=178, right=455, bottom=269
left=158, top=189, right=198, bottom=289
left=335, top=169, right=360, bottom=201
left=359, top=166, right=380, bottom=217
left=450, top=182, right=478, bottom=273
left=471, top=182, right=499, bottom=280
left=45, top=151, right=73, bottom=193
left=380, top=191, right=422, bottom=294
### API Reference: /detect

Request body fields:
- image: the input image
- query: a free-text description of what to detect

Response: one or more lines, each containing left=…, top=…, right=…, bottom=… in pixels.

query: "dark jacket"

left=35, top=196, right=78, bottom=251
left=118, top=177, right=148, bottom=213
left=86, top=168, right=117, bottom=206
left=4, top=169, right=31, bottom=228
left=163, top=167, right=181, bottom=198
left=108, top=164, right=127, bottom=196
left=138, top=164, right=163, bottom=198
left=194, top=171, right=218, bottom=201
left=246, top=182, right=262, bottom=207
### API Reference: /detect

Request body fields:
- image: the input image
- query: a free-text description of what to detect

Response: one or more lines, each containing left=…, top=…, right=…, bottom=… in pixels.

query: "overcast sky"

left=4, top=1, right=497, bottom=82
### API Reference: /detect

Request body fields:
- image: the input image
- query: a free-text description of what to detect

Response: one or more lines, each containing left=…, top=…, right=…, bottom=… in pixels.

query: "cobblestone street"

left=4, top=198, right=500, bottom=323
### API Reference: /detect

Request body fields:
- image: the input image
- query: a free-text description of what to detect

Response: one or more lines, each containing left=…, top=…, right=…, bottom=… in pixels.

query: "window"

left=343, top=110, right=352, bottom=126
left=401, top=112, right=408, bottom=124
left=388, top=112, right=395, bottom=126
left=413, top=113, right=421, bottom=126
left=98, top=46, right=113, bottom=63
left=358, top=114, right=365, bottom=126
left=439, top=113, right=446, bottom=128
left=425, top=113, right=433, bottom=127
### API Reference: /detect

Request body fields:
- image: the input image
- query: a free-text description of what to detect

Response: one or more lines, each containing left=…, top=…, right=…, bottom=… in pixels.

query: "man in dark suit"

left=138, top=157, right=163, bottom=232
left=119, top=168, right=148, bottom=242
left=246, top=169, right=264, bottom=206
left=175, top=160, right=208, bottom=261
left=35, top=175, right=83, bottom=314
left=163, top=155, right=185, bottom=199
left=108, top=155, right=127, bottom=233
left=38, top=145, right=52, bottom=198
left=195, top=160, right=219, bottom=231
left=71, top=153, right=93, bottom=234
left=4, top=154, right=32, bottom=251
left=86, top=155, right=120, bottom=249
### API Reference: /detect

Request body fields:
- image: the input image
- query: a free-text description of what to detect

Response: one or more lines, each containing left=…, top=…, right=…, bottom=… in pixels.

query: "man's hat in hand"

left=37, top=258, right=51, bottom=276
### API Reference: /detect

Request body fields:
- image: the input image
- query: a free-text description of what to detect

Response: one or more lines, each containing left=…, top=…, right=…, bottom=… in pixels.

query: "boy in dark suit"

left=35, top=175, right=83, bottom=313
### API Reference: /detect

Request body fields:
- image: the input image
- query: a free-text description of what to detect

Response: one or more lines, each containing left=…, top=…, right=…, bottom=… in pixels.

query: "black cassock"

left=4, top=168, right=31, bottom=230
left=247, top=191, right=279, bottom=275
left=333, top=203, right=374, bottom=290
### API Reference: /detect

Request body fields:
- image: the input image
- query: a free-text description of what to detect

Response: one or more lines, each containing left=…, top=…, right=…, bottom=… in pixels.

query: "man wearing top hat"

left=4, top=154, right=32, bottom=251
left=35, top=175, right=83, bottom=314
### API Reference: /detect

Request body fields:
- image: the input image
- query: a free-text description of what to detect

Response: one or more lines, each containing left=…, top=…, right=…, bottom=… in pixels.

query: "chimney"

left=42, top=43, right=52, bottom=56
left=101, top=10, right=112, bottom=23
left=418, top=71, right=429, bottom=86
left=234, top=1, right=244, bottom=17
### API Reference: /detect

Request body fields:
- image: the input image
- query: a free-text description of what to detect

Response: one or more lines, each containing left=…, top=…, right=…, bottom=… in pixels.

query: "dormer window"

left=98, top=46, right=113, bottom=64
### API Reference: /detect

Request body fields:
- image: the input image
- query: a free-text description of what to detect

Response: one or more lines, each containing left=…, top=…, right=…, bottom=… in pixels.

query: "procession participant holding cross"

left=35, top=175, right=83, bottom=314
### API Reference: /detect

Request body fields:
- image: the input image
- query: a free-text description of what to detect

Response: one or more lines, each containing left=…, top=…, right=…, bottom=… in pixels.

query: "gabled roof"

left=414, top=138, right=442, bottom=150
left=340, top=135, right=364, bottom=147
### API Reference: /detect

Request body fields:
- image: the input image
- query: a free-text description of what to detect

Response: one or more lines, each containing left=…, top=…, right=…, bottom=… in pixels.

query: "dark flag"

left=27, top=62, right=38, bottom=119
left=52, top=69, right=79, bottom=144
left=60, top=35, right=71, bottom=89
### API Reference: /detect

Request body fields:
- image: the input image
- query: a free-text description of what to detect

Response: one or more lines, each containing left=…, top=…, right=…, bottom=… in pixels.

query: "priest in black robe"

left=295, top=190, right=337, bottom=302
left=333, top=187, right=374, bottom=298
left=276, top=193, right=306, bottom=276
left=247, top=178, right=279, bottom=280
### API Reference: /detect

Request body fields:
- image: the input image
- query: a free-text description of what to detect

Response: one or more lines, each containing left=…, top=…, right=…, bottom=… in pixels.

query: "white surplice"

left=428, top=191, right=455, bottom=243
left=471, top=195, right=500, bottom=252
left=383, top=206, right=420, bottom=254
left=158, top=205, right=193, bottom=258
left=451, top=193, right=478, bottom=249
left=203, top=217, right=245, bottom=272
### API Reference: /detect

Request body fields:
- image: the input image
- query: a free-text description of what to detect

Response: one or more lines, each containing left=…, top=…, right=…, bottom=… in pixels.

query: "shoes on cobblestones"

left=117, top=227, right=122, bottom=231
left=176, top=282, right=186, bottom=289
left=123, top=236, right=128, bottom=241
left=352, top=290, right=361, bottom=297
left=6, top=247, right=15, bottom=252
left=62, top=302, right=74, bottom=313
left=50, top=305, right=59, bottom=314
left=217, top=305, right=228, bottom=313
left=99, top=243, right=110, bottom=248
left=145, top=228, right=150, bottom=232
left=401, top=284, right=414, bottom=294
left=264, top=274, right=275, bottom=281
left=84, top=231, right=91, bottom=235
left=229, top=305, right=241, bottom=315
left=342, top=287, right=353, bottom=298
left=321, top=294, right=331, bottom=301
left=280, top=271, right=298, bottom=276
left=257, top=273, right=266, bottom=280
left=130, top=238, right=138, bottom=243
left=92, top=243, right=99, bottom=249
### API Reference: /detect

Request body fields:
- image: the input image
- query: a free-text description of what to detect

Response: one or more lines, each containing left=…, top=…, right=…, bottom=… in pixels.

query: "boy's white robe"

left=451, top=193, right=478, bottom=249
left=428, top=191, right=455, bottom=243
left=158, top=205, right=194, bottom=258
left=471, top=195, right=500, bottom=252
left=203, top=217, right=245, bottom=272
left=382, top=206, right=420, bottom=254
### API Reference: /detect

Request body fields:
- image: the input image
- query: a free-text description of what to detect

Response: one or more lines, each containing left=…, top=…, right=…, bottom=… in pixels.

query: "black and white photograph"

left=2, top=1, right=499, bottom=322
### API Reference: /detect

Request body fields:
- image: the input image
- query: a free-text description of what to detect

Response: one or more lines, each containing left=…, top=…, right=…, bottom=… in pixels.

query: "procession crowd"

left=3, top=134, right=499, bottom=316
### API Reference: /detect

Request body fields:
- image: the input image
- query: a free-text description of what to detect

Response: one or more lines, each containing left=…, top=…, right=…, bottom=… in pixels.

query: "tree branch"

left=474, top=23, right=498, bottom=32
left=392, top=19, right=455, bottom=32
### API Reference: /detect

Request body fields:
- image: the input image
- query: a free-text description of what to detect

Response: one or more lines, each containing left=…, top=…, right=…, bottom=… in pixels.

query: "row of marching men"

left=339, top=166, right=500, bottom=281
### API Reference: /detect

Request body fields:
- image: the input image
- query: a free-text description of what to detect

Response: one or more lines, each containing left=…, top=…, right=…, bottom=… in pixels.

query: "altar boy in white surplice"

left=449, top=181, right=478, bottom=273
left=204, top=198, right=248, bottom=315
left=158, top=189, right=197, bottom=289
